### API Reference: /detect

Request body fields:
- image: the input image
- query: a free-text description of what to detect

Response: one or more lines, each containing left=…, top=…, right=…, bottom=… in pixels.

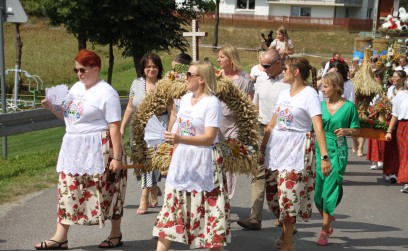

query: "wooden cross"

left=183, top=20, right=208, bottom=61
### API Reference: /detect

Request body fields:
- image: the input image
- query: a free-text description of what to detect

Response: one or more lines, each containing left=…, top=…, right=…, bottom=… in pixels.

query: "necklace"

left=191, top=94, right=207, bottom=105
left=393, top=85, right=405, bottom=96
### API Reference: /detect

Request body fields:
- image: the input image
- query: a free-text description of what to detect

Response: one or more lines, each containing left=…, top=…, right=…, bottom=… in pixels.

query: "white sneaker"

left=370, top=163, right=378, bottom=170
left=385, top=175, right=390, bottom=181
left=378, top=162, right=384, bottom=168
left=401, top=184, right=408, bottom=193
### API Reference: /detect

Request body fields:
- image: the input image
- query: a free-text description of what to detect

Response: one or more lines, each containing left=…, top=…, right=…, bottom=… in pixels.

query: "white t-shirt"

left=64, top=80, right=121, bottom=133
left=166, top=93, right=222, bottom=192
left=57, top=80, right=121, bottom=175
left=391, top=90, right=408, bottom=120
left=270, top=38, right=294, bottom=54
left=265, top=86, right=322, bottom=172
left=253, top=73, right=290, bottom=125
left=250, top=65, right=268, bottom=82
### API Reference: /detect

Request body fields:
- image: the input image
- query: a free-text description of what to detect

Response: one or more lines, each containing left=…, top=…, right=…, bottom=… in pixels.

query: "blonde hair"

left=191, top=61, right=217, bottom=95
left=219, top=45, right=242, bottom=71
left=322, top=71, right=344, bottom=95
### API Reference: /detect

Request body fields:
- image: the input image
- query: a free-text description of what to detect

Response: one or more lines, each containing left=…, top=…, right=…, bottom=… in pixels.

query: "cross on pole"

left=183, top=19, right=207, bottom=61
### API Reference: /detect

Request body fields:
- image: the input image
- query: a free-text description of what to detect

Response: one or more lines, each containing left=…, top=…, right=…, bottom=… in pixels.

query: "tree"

left=117, top=0, right=198, bottom=77
left=212, top=0, right=220, bottom=50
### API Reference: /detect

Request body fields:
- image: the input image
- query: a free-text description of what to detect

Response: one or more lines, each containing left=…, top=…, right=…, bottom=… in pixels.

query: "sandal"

left=317, top=230, right=329, bottom=246
left=35, top=239, right=68, bottom=250
left=98, top=234, right=123, bottom=249
left=328, top=216, right=336, bottom=236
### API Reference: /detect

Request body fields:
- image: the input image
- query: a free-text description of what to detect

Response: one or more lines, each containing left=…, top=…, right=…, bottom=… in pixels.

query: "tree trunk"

left=15, top=23, right=23, bottom=90
left=132, top=52, right=143, bottom=78
left=77, top=30, right=87, bottom=50
left=107, top=41, right=114, bottom=85
left=212, top=0, right=220, bottom=51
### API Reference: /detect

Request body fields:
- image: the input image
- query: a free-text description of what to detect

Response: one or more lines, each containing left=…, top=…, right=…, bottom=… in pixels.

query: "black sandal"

left=35, top=239, right=68, bottom=250
left=98, top=234, right=123, bottom=249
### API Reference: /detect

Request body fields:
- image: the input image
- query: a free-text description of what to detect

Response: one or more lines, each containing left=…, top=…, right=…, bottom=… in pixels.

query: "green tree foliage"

left=40, top=0, right=198, bottom=78
left=20, top=0, right=44, bottom=17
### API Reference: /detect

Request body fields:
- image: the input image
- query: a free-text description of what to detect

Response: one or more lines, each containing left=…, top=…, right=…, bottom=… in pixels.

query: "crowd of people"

left=34, top=25, right=408, bottom=250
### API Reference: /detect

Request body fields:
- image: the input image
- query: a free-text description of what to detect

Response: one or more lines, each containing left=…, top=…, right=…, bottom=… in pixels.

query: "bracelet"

left=112, top=157, right=121, bottom=161
left=386, top=130, right=392, bottom=133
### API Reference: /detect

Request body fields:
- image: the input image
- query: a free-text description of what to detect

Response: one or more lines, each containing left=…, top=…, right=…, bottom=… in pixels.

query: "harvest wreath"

left=130, top=73, right=259, bottom=175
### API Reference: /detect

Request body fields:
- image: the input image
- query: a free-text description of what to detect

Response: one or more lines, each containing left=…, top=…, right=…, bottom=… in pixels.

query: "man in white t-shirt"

left=237, top=49, right=290, bottom=230
left=395, top=56, right=408, bottom=74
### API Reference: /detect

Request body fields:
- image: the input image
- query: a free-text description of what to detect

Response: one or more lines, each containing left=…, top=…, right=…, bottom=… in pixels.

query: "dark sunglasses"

left=261, top=56, right=281, bottom=69
left=73, top=67, right=88, bottom=74
left=187, top=72, right=200, bottom=79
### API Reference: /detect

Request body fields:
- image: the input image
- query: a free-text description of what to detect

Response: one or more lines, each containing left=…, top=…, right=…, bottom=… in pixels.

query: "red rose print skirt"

left=276, top=132, right=315, bottom=224
left=57, top=131, right=127, bottom=228
left=153, top=146, right=231, bottom=249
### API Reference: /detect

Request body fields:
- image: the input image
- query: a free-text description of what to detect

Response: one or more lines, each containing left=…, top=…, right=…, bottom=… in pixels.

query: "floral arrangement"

left=218, top=138, right=258, bottom=175
left=368, top=95, right=393, bottom=119
left=131, top=71, right=259, bottom=174
left=359, top=118, right=389, bottom=132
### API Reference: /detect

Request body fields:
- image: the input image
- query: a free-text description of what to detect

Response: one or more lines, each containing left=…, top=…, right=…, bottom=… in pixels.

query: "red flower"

left=163, top=212, right=170, bottom=217
left=68, top=184, right=76, bottom=191
left=60, top=172, right=66, bottom=180
left=208, top=216, right=216, bottom=223
left=212, top=234, right=224, bottom=244
left=217, top=157, right=224, bottom=165
left=165, top=221, right=175, bottom=228
left=158, top=231, right=166, bottom=238
left=208, top=197, right=217, bottom=207
left=285, top=180, right=294, bottom=189
left=286, top=172, right=300, bottom=181
left=83, top=191, right=92, bottom=199
left=167, top=193, right=172, bottom=200
left=176, top=225, right=184, bottom=234
left=73, top=204, right=78, bottom=209
left=102, top=137, right=107, bottom=145
left=192, top=221, right=200, bottom=229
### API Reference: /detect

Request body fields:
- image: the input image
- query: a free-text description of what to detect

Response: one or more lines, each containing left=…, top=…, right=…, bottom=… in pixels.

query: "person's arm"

left=385, top=115, right=398, bottom=141
left=312, top=115, right=332, bottom=176
left=333, top=127, right=360, bottom=137
left=166, top=101, right=175, bottom=131
left=120, top=98, right=134, bottom=137
left=164, top=127, right=218, bottom=147
left=108, top=121, right=123, bottom=172
left=258, top=113, right=277, bottom=164
left=41, top=99, right=64, bottom=119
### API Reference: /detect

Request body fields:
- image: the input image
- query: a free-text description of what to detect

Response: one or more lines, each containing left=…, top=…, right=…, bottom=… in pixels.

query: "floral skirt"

left=152, top=147, right=231, bottom=249
left=266, top=132, right=315, bottom=224
left=57, top=131, right=127, bottom=228
left=397, top=121, right=408, bottom=183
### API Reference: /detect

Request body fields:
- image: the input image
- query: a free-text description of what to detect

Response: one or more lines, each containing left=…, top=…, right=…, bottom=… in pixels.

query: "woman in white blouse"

left=153, top=61, right=230, bottom=251
left=260, top=57, right=330, bottom=251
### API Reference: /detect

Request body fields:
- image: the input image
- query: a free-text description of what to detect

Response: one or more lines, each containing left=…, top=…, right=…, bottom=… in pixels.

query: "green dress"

left=315, top=100, right=360, bottom=215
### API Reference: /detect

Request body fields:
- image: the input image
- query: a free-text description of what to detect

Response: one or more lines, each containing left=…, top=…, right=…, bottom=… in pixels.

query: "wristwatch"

left=321, top=155, right=329, bottom=161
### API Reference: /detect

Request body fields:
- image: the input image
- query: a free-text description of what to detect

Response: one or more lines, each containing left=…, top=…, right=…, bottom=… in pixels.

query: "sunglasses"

left=73, top=67, right=88, bottom=74
left=261, top=56, right=281, bottom=69
left=187, top=72, right=200, bottom=79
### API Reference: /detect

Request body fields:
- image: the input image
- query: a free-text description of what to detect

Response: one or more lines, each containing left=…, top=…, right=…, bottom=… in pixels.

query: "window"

left=290, top=6, right=311, bottom=17
left=237, top=0, right=255, bottom=10
left=366, top=8, right=372, bottom=18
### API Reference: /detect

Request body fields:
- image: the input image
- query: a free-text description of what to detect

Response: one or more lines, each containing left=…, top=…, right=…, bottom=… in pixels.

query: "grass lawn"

left=0, top=18, right=360, bottom=205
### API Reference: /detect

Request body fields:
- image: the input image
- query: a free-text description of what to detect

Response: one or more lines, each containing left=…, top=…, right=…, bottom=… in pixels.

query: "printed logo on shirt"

left=275, top=103, right=294, bottom=129
left=63, top=94, right=84, bottom=124
left=178, top=112, right=196, bottom=136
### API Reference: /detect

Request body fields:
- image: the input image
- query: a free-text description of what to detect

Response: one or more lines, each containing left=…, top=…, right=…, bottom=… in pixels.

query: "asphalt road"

left=1, top=139, right=407, bottom=251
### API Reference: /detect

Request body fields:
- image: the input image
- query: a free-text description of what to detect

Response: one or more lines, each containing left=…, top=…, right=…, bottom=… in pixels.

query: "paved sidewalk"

left=1, top=139, right=408, bottom=251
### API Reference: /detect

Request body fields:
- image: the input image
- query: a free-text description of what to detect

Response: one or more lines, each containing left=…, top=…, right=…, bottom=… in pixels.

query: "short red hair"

left=74, top=49, right=101, bottom=68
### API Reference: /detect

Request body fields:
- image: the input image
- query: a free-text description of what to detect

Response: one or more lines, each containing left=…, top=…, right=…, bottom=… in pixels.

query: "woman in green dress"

left=314, top=72, right=360, bottom=246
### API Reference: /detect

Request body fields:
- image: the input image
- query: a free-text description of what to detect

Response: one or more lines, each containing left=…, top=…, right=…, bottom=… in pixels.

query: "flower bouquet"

left=368, top=95, right=393, bottom=121
left=218, top=138, right=258, bottom=175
